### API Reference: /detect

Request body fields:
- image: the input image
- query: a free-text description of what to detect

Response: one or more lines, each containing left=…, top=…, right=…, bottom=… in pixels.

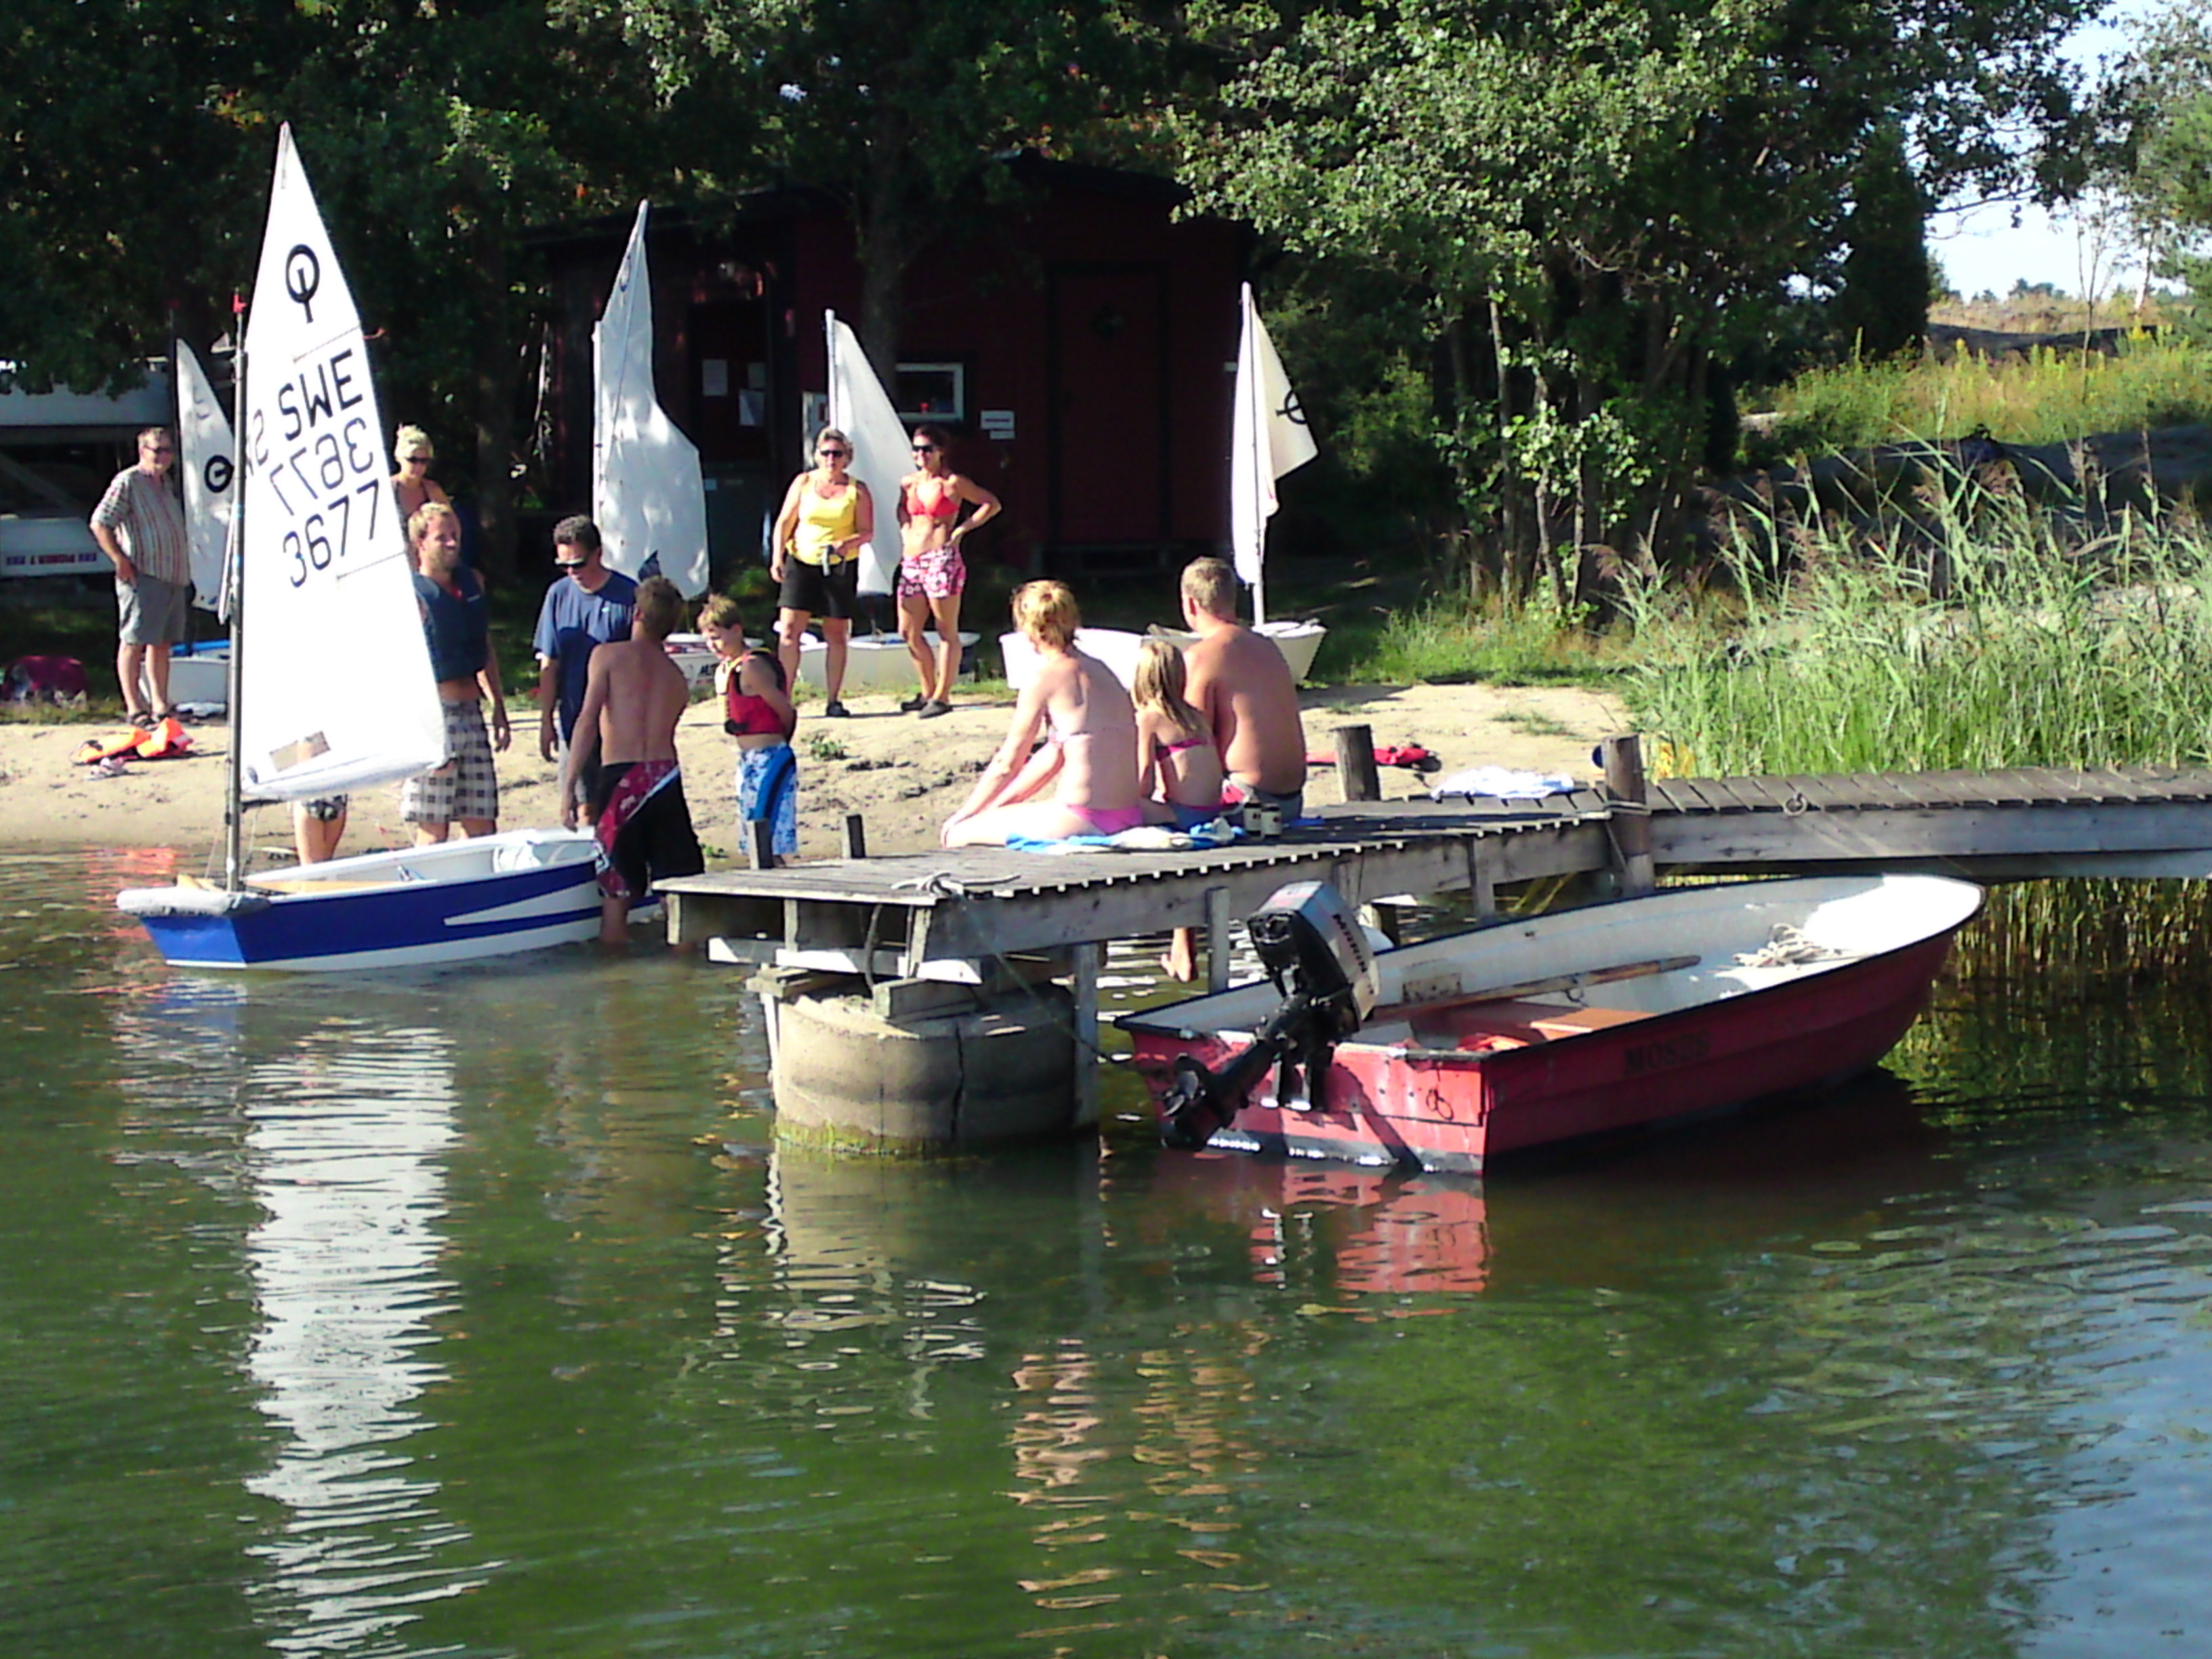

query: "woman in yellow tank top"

left=771, top=427, right=875, bottom=716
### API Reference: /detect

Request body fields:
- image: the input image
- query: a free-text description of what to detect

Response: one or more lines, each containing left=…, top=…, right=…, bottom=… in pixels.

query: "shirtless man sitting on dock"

left=1181, top=556, right=1307, bottom=820
left=1166, top=556, right=1309, bottom=979
left=560, top=575, right=704, bottom=943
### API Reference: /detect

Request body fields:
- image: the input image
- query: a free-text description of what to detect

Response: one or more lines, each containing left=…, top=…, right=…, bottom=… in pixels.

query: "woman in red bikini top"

left=895, top=423, right=1000, bottom=718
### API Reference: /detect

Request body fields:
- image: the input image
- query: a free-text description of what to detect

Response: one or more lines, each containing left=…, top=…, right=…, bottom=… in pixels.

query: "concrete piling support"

left=754, top=958, right=1092, bottom=1156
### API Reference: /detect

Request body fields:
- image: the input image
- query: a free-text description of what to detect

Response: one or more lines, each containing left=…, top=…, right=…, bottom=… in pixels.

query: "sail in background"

left=1229, top=283, right=1317, bottom=625
left=594, top=203, right=709, bottom=597
left=824, top=312, right=906, bottom=599
left=174, top=337, right=235, bottom=615
left=235, top=125, right=445, bottom=803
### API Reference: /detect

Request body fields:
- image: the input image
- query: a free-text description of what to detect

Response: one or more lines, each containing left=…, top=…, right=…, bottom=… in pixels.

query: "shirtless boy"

left=560, top=575, right=705, bottom=943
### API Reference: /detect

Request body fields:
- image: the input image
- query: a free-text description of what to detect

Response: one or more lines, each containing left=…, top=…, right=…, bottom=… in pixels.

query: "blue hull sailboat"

left=117, top=126, right=599, bottom=971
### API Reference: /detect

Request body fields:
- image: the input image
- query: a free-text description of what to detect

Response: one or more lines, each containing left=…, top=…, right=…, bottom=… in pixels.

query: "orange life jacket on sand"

left=74, top=718, right=194, bottom=765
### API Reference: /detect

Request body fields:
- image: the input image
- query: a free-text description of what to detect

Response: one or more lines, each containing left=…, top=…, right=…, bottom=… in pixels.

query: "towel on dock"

left=1429, top=766, right=1578, bottom=800
left=1006, top=820, right=1240, bottom=855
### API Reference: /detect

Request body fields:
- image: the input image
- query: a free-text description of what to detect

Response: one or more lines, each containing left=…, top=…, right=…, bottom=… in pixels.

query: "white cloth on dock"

left=1430, top=766, right=1578, bottom=800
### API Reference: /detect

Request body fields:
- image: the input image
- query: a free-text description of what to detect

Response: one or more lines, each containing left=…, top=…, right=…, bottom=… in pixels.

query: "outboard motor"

left=1160, top=880, right=1380, bottom=1149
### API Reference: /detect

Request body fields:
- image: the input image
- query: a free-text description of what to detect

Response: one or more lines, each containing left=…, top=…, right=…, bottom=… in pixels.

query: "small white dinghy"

left=117, top=127, right=599, bottom=972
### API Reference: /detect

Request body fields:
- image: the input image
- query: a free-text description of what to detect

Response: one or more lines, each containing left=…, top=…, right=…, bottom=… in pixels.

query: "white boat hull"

left=165, top=640, right=231, bottom=709
left=118, top=830, right=602, bottom=971
left=787, top=630, right=979, bottom=694
left=1146, top=620, right=1326, bottom=682
left=998, top=627, right=1147, bottom=692
left=1002, top=620, right=1326, bottom=691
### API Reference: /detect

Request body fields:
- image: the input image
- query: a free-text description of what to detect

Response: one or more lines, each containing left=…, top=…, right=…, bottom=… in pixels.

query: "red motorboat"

left=1119, top=874, right=1984, bottom=1174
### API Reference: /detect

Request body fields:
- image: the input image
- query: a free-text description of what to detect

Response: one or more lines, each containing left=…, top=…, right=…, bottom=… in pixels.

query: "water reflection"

left=237, top=1021, right=485, bottom=1653
left=18, top=852, right=2212, bottom=1656
left=1142, top=1156, right=1492, bottom=1295
left=116, top=981, right=491, bottom=1656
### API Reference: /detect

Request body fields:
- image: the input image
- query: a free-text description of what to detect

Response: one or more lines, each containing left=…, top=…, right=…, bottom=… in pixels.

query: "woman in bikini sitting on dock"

left=941, top=581, right=1143, bottom=848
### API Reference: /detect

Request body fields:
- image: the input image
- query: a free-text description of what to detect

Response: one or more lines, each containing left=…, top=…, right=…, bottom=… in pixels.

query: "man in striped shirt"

left=89, top=426, right=192, bottom=721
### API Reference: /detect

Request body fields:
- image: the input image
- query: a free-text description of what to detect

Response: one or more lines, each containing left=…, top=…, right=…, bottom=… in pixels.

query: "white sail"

left=593, top=202, right=709, bottom=596
left=235, top=126, right=446, bottom=803
left=1229, top=283, right=1317, bottom=624
left=824, top=311, right=906, bottom=598
left=174, top=337, right=235, bottom=613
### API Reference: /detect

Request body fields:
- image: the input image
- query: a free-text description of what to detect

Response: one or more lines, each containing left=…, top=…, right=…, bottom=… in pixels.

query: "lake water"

left=4, top=852, right=2209, bottom=1657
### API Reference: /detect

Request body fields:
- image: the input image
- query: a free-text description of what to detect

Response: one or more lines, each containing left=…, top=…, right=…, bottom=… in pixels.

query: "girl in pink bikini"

left=941, top=581, right=1144, bottom=846
left=1132, top=639, right=1225, bottom=830
left=896, top=424, right=1000, bottom=718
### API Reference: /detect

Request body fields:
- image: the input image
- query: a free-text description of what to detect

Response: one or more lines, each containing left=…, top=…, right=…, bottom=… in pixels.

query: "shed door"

left=1047, top=265, right=1169, bottom=548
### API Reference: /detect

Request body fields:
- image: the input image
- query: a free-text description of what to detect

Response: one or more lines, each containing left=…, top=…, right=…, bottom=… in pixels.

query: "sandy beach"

left=0, top=678, right=1627, bottom=865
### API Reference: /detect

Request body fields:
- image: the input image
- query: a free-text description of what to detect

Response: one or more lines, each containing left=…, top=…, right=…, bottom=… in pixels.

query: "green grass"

left=1753, top=332, right=2212, bottom=460
left=1340, top=595, right=1620, bottom=686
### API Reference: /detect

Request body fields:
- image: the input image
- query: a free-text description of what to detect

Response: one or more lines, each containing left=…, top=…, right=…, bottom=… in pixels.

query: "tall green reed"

left=1622, top=470, right=2212, bottom=775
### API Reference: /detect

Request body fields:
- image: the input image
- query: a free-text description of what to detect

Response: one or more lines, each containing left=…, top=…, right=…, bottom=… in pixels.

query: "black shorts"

left=590, top=762, right=704, bottom=901
left=779, top=556, right=858, bottom=620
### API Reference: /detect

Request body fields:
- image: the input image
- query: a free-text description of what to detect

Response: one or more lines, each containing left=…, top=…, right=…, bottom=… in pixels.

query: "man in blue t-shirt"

left=535, top=516, right=637, bottom=821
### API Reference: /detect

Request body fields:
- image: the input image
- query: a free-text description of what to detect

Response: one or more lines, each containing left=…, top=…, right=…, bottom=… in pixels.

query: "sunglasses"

left=403, top=455, right=432, bottom=466
left=819, top=447, right=851, bottom=458
left=555, top=557, right=589, bottom=570
left=912, top=443, right=938, bottom=454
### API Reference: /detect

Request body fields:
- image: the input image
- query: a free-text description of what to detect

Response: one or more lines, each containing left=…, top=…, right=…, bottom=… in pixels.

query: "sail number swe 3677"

left=248, top=354, right=385, bottom=588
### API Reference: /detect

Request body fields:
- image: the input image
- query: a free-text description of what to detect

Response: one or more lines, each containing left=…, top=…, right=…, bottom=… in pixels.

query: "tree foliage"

left=2110, top=1, right=2212, bottom=321
left=1835, top=121, right=1931, bottom=361
left=0, top=1, right=674, bottom=573
left=596, top=0, right=1188, bottom=379
left=0, top=0, right=2118, bottom=592
left=1180, top=0, right=2100, bottom=600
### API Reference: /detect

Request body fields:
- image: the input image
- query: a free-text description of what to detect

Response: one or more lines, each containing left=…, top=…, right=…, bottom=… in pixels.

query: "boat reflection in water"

left=1144, top=1154, right=1494, bottom=1296
left=238, top=1021, right=487, bottom=1651
left=121, top=981, right=491, bottom=1654
left=1138, top=1068, right=1946, bottom=1300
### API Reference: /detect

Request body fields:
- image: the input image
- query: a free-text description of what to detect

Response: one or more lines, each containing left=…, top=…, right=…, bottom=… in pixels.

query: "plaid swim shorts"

left=400, top=699, right=499, bottom=825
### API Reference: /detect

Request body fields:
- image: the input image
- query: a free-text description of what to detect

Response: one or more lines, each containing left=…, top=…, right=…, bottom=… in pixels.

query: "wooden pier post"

left=1599, top=734, right=1657, bottom=895
left=842, top=813, right=868, bottom=860
left=1467, top=838, right=1498, bottom=921
left=1071, top=941, right=1102, bottom=1129
left=747, top=817, right=778, bottom=871
left=1334, top=724, right=1382, bottom=803
left=1205, top=884, right=1232, bottom=994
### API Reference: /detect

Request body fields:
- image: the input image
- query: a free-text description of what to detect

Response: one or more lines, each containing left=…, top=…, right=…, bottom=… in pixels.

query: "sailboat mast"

left=222, top=333, right=247, bottom=893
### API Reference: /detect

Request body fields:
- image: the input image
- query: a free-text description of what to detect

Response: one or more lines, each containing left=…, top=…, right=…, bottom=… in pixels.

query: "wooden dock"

left=662, top=762, right=2212, bottom=986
